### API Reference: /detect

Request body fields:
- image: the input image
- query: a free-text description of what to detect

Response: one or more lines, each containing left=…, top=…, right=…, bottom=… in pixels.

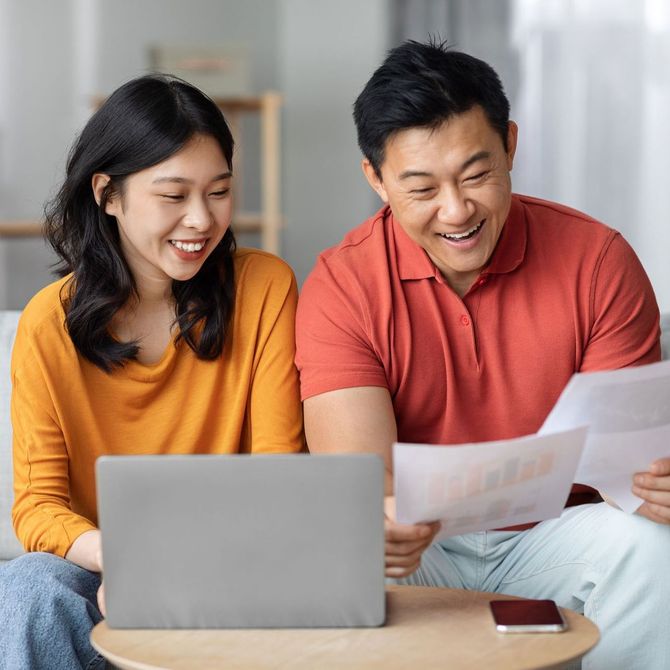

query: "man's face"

left=363, top=106, right=518, bottom=295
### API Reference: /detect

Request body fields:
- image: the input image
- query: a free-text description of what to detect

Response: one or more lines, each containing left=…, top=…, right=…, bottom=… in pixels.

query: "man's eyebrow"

left=461, top=151, right=491, bottom=171
left=397, top=151, right=492, bottom=181
left=151, top=171, right=232, bottom=184
left=398, top=170, right=433, bottom=180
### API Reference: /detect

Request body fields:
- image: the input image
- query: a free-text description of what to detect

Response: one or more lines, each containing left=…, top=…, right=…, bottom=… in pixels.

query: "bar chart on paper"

left=394, top=428, right=587, bottom=538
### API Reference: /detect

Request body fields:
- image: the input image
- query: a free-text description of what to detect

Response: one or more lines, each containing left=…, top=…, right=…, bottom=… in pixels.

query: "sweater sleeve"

left=11, top=317, right=97, bottom=556
left=243, top=262, right=304, bottom=454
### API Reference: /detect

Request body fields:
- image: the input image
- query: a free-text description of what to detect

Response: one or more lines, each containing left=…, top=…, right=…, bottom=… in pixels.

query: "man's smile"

left=437, top=219, right=485, bottom=242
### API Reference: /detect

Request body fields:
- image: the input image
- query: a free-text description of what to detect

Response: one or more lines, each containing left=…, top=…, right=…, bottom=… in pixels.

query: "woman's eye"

left=209, top=188, right=230, bottom=198
left=411, top=187, right=433, bottom=195
left=161, top=194, right=184, bottom=201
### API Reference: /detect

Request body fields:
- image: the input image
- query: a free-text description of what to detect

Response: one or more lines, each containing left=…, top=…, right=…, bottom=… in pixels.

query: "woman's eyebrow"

left=152, top=171, right=232, bottom=185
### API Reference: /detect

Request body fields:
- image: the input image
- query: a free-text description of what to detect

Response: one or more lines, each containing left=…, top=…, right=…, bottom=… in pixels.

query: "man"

left=296, top=40, right=670, bottom=669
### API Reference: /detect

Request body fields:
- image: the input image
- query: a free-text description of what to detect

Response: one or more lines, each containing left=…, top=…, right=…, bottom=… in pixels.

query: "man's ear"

left=91, top=173, right=119, bottom=215
left=506, top=121, right=519, bottom=171
left=361, top=159, right=389, bottom=204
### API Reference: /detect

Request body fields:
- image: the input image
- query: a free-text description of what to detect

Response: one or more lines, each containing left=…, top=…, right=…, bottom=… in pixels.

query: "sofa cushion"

left=662, top=313, right=670, bottom=361
left=0, top=311, right=24, bottom=560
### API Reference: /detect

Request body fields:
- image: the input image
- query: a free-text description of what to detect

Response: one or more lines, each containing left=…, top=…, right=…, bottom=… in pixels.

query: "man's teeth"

left=440, top=221, right=484, bottom=241
left=170, top=240, right=205, bottom=252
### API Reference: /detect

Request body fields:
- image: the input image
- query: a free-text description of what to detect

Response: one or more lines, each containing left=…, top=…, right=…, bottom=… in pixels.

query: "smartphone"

left=490, top=599, right=567, bottom=633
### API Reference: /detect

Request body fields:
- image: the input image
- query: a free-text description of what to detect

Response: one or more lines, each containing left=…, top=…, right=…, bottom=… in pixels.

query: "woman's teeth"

left=440, top=220, right=484, bottom=241
left=170, top=240, right=205, bottom=252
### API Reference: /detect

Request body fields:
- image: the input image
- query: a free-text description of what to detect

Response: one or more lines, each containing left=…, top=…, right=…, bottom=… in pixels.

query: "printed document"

left=394, top=427, right=587, bottom=539
left=540, top=359, right=670, bottom=512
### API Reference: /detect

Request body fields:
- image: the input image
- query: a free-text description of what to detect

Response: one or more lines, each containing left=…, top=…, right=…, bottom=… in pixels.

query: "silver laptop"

left=96, top=453, right=385, bottom=628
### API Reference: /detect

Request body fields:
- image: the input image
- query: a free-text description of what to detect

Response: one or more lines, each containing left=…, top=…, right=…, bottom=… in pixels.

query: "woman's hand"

left=96, top=542, right=106, bottom=617
left=65, top=529, right=106, bottom=615
left=384, top=497, right=441, bottom=578
left=65, top=529, right=102, bottom=571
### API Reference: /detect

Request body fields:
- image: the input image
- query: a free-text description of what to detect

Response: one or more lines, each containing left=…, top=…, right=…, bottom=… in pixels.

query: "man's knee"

left=589, top=505, right=670, bottom=575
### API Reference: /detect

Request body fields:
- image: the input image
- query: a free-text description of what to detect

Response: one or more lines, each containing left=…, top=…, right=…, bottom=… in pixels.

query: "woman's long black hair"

left=45, top=74, right=236, bottom=372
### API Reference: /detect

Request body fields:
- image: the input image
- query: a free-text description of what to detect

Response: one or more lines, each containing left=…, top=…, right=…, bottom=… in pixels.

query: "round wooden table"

left=91, top=585, right=599, bottom=669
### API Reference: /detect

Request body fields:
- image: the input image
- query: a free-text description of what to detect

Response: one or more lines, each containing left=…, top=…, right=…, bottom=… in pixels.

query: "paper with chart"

left=539, top=359, right=670, bottom=513
left=394, top=427, right=587, bottom=539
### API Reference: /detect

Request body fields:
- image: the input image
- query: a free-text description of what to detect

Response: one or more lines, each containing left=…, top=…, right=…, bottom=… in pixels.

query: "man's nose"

left=436, top=186, right=473, bottom=226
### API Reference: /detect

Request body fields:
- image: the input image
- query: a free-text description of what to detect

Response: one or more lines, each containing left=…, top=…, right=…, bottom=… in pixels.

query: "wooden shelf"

left=0, top=93, right=283, bottom=254
left=218, top=92, right=282, bottom=255
left=0, top=221, right=43, bottom=238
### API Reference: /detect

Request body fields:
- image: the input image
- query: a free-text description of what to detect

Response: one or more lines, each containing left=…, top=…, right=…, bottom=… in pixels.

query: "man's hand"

left=633, top=458, right=670, bottom=524
left=384, top=497, right=441, bottom=578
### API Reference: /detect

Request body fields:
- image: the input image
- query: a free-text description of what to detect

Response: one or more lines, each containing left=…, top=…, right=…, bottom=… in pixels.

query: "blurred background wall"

left=0, top=0, right=668, bottom=313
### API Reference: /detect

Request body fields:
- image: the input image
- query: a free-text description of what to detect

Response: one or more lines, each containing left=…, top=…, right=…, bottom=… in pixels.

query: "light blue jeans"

left=0, top=552, right=105, bottom=670
left=392, top=503, right=670, bottom=670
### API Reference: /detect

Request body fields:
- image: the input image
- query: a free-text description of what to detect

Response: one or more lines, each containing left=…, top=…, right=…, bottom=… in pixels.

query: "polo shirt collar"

left=484, top=195, right=527, bottom=276
left=391, top=195, right=527, bottom=281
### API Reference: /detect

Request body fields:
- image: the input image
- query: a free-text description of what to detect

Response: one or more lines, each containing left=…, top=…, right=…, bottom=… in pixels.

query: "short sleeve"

left=296, top=256, right=388, bottom=400
left=580, top=233, right=660, bottom=371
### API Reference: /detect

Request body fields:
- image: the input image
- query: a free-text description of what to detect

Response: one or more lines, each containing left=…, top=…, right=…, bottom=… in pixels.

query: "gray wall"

left=0, top=0, right=78, bottom=308
left=0, top=0, right=389, bottom=306
left=279, top=0, right=387, bottom=284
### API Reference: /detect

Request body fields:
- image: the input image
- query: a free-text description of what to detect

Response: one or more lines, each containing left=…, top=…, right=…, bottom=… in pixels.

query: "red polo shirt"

left=296, top=195, right=660, bottom=450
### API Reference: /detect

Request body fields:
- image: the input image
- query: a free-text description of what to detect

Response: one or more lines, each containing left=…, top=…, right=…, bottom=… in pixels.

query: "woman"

left=0, top=74, right=303, bottom=669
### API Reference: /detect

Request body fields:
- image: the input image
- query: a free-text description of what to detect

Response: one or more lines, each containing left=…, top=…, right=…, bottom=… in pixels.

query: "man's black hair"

left=353, top=39, right=510, bottom=176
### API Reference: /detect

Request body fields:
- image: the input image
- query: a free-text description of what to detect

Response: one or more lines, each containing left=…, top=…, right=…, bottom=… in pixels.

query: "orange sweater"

left=11, top=249, right=304, bottom=556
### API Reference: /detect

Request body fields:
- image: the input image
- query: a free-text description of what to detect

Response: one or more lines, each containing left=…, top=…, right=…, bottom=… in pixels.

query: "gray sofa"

left=0, top=311, right=23, bottom=563
left=1, top=311, right=670, bottom=564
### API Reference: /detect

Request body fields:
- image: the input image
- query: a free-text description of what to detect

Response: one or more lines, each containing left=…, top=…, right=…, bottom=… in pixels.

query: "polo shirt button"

left=460, top=314, right=470, bottom=326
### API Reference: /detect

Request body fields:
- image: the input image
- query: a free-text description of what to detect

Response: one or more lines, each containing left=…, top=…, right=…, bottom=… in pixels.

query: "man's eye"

left=466, top=171, right=489, bottom=182
left=411, top=187, right=434, bottom=194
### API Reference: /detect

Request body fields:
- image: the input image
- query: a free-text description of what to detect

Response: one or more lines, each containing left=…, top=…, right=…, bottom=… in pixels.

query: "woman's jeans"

left=392, top=503, right=670, bottom=670
left=0, top=552, right=105, bottom=670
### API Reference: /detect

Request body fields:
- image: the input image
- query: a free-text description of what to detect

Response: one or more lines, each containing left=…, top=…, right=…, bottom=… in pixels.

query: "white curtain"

left=393, top=0, right=670, bottom=312
left=511, top=0, right=670, bottom=312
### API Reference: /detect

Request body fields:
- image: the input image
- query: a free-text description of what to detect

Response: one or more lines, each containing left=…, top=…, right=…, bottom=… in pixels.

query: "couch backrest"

left=0, top=311, right=668, bottom=560
left=0, top=311, right=24, bottom=560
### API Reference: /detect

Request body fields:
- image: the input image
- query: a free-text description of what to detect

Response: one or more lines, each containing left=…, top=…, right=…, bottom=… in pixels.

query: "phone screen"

left=490, top=599, right=567, bottom=633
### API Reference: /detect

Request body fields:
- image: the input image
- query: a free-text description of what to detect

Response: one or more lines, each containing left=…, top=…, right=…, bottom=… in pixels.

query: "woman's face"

left=101, top=133, right=233, bottom=293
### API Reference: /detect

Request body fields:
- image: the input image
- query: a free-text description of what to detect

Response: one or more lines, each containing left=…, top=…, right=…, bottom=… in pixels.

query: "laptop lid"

left=96, top=453, right=385, bottom=628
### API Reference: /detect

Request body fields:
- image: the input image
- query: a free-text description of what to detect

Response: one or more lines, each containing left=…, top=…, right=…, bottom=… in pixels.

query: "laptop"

left=96, top=453, right=385, bottom=628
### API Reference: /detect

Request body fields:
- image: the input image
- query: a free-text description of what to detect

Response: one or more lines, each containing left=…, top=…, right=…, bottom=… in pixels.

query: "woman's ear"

left=91, top=173, right=119, bottom=215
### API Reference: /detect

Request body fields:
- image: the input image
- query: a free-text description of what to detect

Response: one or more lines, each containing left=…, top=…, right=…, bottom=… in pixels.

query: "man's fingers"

left=385, top=562, right=421, bottom=579
left=385, top=551, right=423, bottom=568
left=637, top=501, right=670, bottom=524
left=385, top=519, right=440, bottom=543
left=632, top=487, right=670, bottom=508
left=634, top=472, right=670, bottom=490
left=385, top=537, right=431, bottom=557
left=650, top=458, right=670, bottom=477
